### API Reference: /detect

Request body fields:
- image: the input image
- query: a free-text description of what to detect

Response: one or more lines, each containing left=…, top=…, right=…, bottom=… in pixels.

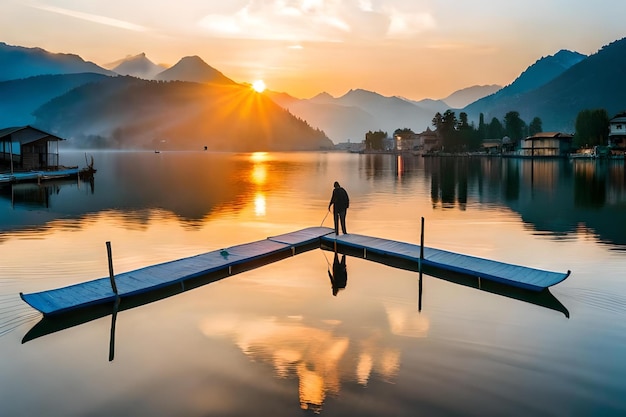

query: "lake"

left=1, top=151, right=625, bottom=416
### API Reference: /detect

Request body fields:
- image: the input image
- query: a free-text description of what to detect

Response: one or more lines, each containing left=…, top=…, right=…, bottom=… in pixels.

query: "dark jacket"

left=329, top=187, right=349, bottom=213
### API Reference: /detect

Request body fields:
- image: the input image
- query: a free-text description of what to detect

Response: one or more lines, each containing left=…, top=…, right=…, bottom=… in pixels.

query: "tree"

left=434, top=110, right=459, bottom=151
left=364, top=130, right=387, bottom=150
left=574, top=109, right=609, bottom=148
left=529, top=117, right=543, bottom=136
left=393, top=128, right=415, bottom=136
left=487, top=117, right=504, bottom=139
left=457, top=112, right=481, bottom=151
left=504, top=111, right=525, bottom=141
left=477, top=113, right=488, bottom=141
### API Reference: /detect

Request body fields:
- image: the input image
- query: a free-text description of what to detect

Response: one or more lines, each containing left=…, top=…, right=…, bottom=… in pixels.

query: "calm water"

left=1, top=151, right=625, bottom=416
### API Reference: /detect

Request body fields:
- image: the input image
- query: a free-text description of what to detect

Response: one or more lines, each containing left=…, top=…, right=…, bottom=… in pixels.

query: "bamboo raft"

left=20, top=227, right=571, bottom=317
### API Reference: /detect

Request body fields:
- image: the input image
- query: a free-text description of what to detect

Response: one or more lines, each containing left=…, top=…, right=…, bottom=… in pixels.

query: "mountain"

left=0, top=73, right=109, bottom=126
left=267, top=90, right=376, bottom=141
left=154, top=56, right=235, bottom=85
left=503, top=49, right=587, bottom=96
left=465, top=49, right=586, bottom=120
left=0, top=42, right=114, bottom=81
left=441, top=84, right=502, bottom=108
left=465, top=38, right=626, bottom=132
left=272, top=89, right=448, bottom=143
left=287, top=100, right=377, bottom=143
left=32, top=76, right=332, bottom=151
left=105, top=53, right=165, bottom=79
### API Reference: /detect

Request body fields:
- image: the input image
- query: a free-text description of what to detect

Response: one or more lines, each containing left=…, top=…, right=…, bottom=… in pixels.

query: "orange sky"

left=2, top=1, right=625, bottom=100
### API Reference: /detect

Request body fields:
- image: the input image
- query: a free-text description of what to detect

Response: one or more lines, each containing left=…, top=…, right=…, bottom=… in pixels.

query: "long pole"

left=106, top=241, right=119, bottom=294
left=418, top=217, right=424, bottom=312
left=9, top=139, right=14, bottom=174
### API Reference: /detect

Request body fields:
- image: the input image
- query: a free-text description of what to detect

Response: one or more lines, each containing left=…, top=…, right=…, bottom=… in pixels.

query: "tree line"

left=364, top=108, right=611, bottom=151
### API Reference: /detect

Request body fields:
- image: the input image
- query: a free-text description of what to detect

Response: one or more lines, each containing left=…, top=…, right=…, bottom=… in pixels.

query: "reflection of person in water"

left=328, top=252, right=347, bottom=296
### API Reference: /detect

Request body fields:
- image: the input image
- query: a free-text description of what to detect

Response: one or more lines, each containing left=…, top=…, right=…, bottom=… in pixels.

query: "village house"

left=394, top=131, right=419, bottom=152
left=608, top=111, right=626, bottom=151
left=517, top=132, right=573, bottom=157
left=0, top=126, right=66, bottom=172
left=407, top=127, right=440, bottom=154
left=481, top=139, right=502, bottom=154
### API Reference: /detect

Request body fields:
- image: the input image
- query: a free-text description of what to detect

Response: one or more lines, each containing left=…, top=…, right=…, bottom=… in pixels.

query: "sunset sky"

left=2, top=0, right=625, bottom=100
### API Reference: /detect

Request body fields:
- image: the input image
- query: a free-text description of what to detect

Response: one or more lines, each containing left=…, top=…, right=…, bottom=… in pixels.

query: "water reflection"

left=328, top=252, right=347, bottom=296
left=0, top=178, right=93, bottom=210
left=2, top=152, right=625, bottom=247
left=420, top=156, right=626, bottom=245
left=199, top=311, right=401, bottom=413
left=18, top=241, right=570, bottom=414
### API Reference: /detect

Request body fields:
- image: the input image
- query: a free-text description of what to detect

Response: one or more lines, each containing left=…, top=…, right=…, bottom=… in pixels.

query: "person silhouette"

left=328, top=181, right=349, bottom=235
left=328, top=252, right=348, bottom=296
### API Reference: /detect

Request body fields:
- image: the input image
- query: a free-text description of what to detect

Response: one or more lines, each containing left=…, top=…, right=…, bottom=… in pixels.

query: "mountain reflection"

left=2, top=151, right=625, bottom=247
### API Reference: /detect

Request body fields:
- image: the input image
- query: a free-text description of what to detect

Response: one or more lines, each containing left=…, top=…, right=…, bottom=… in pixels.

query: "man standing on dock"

left=328, top=181, right=349, bottom=235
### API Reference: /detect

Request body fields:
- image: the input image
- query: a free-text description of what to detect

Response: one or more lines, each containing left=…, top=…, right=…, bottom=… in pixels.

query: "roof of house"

left=610, top=113, right=626, bottom=123
left=526, top=132, right=573, bottom=140
left=0, top=125, right=65, bottom=144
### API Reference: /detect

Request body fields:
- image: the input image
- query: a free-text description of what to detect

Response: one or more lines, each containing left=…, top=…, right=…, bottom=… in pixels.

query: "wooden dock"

left=321, top=233, right=570, bottom=292
left=20, top=227, right=571, bottom=317
left=0, top=167, right=94, bottom=185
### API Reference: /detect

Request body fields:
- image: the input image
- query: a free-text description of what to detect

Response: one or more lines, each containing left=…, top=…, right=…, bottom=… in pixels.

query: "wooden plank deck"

left=21, top=227, right=335, bottom=316
left=0, top=168, right=83, bottom=185
left=20, top=227, right=571, bottom=317
left=321, top=233, right=570, bottom=291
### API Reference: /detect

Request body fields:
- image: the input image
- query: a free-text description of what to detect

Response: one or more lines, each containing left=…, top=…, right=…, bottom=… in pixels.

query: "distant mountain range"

left=32, top=75, right=331, bottom=151
left=104, top=53, right=165, bottom=79
left=0, top=44, right=330, bottom=151
left=1, top=37, right=625, bottom=147
left=0, top=42, right=114, bottom=81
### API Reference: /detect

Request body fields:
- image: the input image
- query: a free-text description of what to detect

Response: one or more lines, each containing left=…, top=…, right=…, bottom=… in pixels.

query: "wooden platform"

left=321, top=233, right=570, bottom=291
left=0, top=168, right=84, bottom=184
left=21, top=227, right=334, bottom=316
left=20, top=227, right=571, bottom=317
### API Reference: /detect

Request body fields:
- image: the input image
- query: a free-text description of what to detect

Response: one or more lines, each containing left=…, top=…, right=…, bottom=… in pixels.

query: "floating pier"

left=0, top=167, right=94, bottom=185
left=321, top=233, right=570, bottom=292
left=20, top=227, right=571, bottom=317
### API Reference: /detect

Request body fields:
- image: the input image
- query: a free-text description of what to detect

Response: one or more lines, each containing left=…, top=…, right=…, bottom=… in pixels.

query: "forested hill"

left=464, top=38, right=626, bottom=131
left=0, top=73, right=109, bottom=126
left=33, top=76, right=333, bottom=151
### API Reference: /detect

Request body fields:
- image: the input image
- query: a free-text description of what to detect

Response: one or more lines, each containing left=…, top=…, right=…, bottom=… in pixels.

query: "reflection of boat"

left=320, top=242, right=569, bottom=318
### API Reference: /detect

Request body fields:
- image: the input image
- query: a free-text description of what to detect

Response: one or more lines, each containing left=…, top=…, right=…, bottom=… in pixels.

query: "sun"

left=252, top=79, right=266, bottom=93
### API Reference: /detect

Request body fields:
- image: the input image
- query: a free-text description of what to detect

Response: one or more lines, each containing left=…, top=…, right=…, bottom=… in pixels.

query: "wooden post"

left=109, top=296, right=120, bottom=362
left=106, top=241, right=119, bottom=294
left=418, top=217, right=424, bottom=312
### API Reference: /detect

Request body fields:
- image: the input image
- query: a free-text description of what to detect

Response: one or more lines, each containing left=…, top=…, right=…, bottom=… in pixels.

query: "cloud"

left=197, top=0, right=436, bottom=42
left=384, top=7, right=436, bottom=38
left=27, top=1, right=149, bottom=32
left=198, top=0, right=350, bottom=42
